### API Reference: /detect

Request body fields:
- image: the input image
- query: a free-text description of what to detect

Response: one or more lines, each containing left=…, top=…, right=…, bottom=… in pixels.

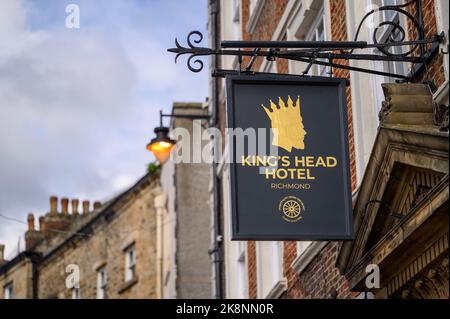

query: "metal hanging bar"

left=221, top=40, right=368, bottom=49
left=167, top=0, right=443, bottom=82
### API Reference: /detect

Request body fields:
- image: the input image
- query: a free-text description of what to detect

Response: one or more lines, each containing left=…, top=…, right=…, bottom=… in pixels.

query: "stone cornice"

left=346, top=175, right=448, bottom=291
left=265, top=278, right=287, bottom=299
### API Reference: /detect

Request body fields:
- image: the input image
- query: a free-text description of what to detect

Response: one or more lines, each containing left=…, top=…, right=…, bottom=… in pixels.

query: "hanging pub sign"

left=226, top=75, right=353, bottom=240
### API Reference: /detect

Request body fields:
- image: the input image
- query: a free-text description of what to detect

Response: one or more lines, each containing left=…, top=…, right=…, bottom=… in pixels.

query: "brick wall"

left=281, top=0, right=355, bottom=300
left=241, top=0, right=356, bottom=299
left=407, top=0, right=446, bottom=87
left=242, top=0, right=289, bottom=69
left=285, top=242, right=353, bottom=298
left=240, top=0, right=291, bottom=299
left=220, top=0, right=446, bottom=299
left=329, top=0, right=357, bottom=191
left=247, top=241, right=257, bottom=298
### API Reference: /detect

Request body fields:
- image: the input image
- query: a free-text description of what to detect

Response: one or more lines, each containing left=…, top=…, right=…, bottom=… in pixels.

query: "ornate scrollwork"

left=353, top=0, right=424, bottom=57
left=168, top=30, right=214, bottom=72
left=167, top=0, right=441, bottom=82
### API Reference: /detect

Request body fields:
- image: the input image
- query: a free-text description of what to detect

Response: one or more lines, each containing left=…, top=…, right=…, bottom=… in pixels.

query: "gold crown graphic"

left=261, top=95, right=307, bottom=152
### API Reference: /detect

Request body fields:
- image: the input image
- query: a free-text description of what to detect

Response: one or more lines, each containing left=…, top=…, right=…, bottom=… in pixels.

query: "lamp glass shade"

left=147, top=127, right=176, bottom=164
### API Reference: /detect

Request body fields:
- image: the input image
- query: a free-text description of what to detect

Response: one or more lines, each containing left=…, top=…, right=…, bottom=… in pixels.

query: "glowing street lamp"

left=147, top=110, right=210, bottom=164
left=146, top=126, right=176, bottom=164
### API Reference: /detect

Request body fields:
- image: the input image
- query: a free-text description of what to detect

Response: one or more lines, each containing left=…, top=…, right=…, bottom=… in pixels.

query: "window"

left=125, top=245, right=136, bottom=282
left=4, top=282, right=14, bottom=299
left=380, top=0, right=399, bottom=20
left=232, top=0, right=240, bottom=23
left=256, top=241, right=285, bottom=298
left=435, top=0, right=449, bottom=79
left=236, top=241, right=248, bottom=298
left=222, top=162, right=248, bottom=299
left=286, top=2, right=329, bottom=76
left=232, top=0, right=241, bottom=40
left=96, top=267, right=108, bottom=299
left=370, top=0, right=407, bottom=116
left=305, top=6, right=328, bottom=76
left=372, top=0, right=407, bottom=77
left=71, top=287, right=81, bottom=299
left=249, top=0, right=259, bottom=15
left=247, top=0, right=265, bottom=34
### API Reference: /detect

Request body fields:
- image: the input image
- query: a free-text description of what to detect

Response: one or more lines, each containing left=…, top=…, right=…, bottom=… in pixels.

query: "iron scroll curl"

left=352, top=0, right=424, bottom=57
left=170, top=30, right=213, bottom=72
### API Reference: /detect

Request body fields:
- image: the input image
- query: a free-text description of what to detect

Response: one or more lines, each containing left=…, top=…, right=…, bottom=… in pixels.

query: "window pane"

left=4, top=284, right=13, bottom=299
left=72, top=288, right=80, bottom=299
left=317, top=21, right=324, bottom=41
left=305, top=7, right=326, bottom=76
left=125, top=246, right=136, bottom=281
left=97, top=267, right=107, bottom=299
left=382, top=0, right=399, bottom=6
left=381, top=0, right=401, bottom=22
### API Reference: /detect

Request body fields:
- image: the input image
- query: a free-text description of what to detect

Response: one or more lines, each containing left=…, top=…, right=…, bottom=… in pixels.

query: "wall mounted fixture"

left=147, top=110, right=210, bottom=164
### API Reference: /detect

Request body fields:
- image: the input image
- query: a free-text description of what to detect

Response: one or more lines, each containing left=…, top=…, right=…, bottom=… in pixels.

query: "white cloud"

left=113, top=175, right=136, bottom=192
left=0, top=0, right=208, bottom=258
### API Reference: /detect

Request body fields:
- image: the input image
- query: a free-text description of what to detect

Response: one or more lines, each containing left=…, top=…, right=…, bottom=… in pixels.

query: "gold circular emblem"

left=278, top=196, right=305, bottom=222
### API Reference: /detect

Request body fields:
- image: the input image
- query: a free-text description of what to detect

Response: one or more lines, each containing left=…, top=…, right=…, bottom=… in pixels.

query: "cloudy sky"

left=0, top=0, right=208, bottom=258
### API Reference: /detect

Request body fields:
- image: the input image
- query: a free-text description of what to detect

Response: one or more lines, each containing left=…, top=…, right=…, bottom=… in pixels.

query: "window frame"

left=232, top=0, right=240, bottom=23
left=247, top=0, right=266, bottom=34
left=71, top=287, right=81, bottom=299
left=3, top=282, right=14, bottom=299
left=286, top=1, right=329, bottom=77
left=255, top=241, right=285, bottom=298
left=125, top=244, right=136, bottom=282
left=221, top=160, right=249, bottom=299
left=249, top=0, right=259, bottom=16
left=305, top=5, right=328, bottom=76
left=96, top=266, right=108, bottom=299
left=368, top=0, right=408, bottom=119
left=236, top=241, right=248, bottom=299
left=297, top=241, right=312, bottom=256
left=370, top=0, right=408, bottom=78
left=232, top=0, right=242, bottom=40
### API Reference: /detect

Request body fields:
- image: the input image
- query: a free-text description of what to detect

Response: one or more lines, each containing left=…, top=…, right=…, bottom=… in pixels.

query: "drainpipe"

left=28, top=252, right=40, bottom=299
left=32, top=257, right=39, bottom=299
left=208, top=0, right=224, bottom=299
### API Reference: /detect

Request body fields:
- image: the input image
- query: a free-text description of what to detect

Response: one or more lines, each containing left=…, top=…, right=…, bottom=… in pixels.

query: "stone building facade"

left=159, top=102, right=213, bottom=298
left=208, top=0, right=448, bottom=299
left=0, top=171, right=161, bottom=299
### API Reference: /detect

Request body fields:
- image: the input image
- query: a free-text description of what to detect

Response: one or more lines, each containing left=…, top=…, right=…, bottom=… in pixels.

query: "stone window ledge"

left=246, top=0, right=267, bottom=34
left=291, top=241, right=327, bottom=275
left=265, top=278, right=287, bottom=299
left=118, top=276, right=138, bottom=294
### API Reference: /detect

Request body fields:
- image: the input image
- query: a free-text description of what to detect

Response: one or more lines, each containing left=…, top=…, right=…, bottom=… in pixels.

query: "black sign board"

left=226, top=75, right=353, bottom=240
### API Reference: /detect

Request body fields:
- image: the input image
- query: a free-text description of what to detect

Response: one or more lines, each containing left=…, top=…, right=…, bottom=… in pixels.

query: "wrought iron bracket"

left=168, top=0, right=444, bottom=83
left=158, top=110, right=210, bottom=127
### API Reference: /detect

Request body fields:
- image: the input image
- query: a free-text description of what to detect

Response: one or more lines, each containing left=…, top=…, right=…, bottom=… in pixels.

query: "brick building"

left=0, top=171, right=161, bottom=299
left=208, top=0, right=448, bottom=299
